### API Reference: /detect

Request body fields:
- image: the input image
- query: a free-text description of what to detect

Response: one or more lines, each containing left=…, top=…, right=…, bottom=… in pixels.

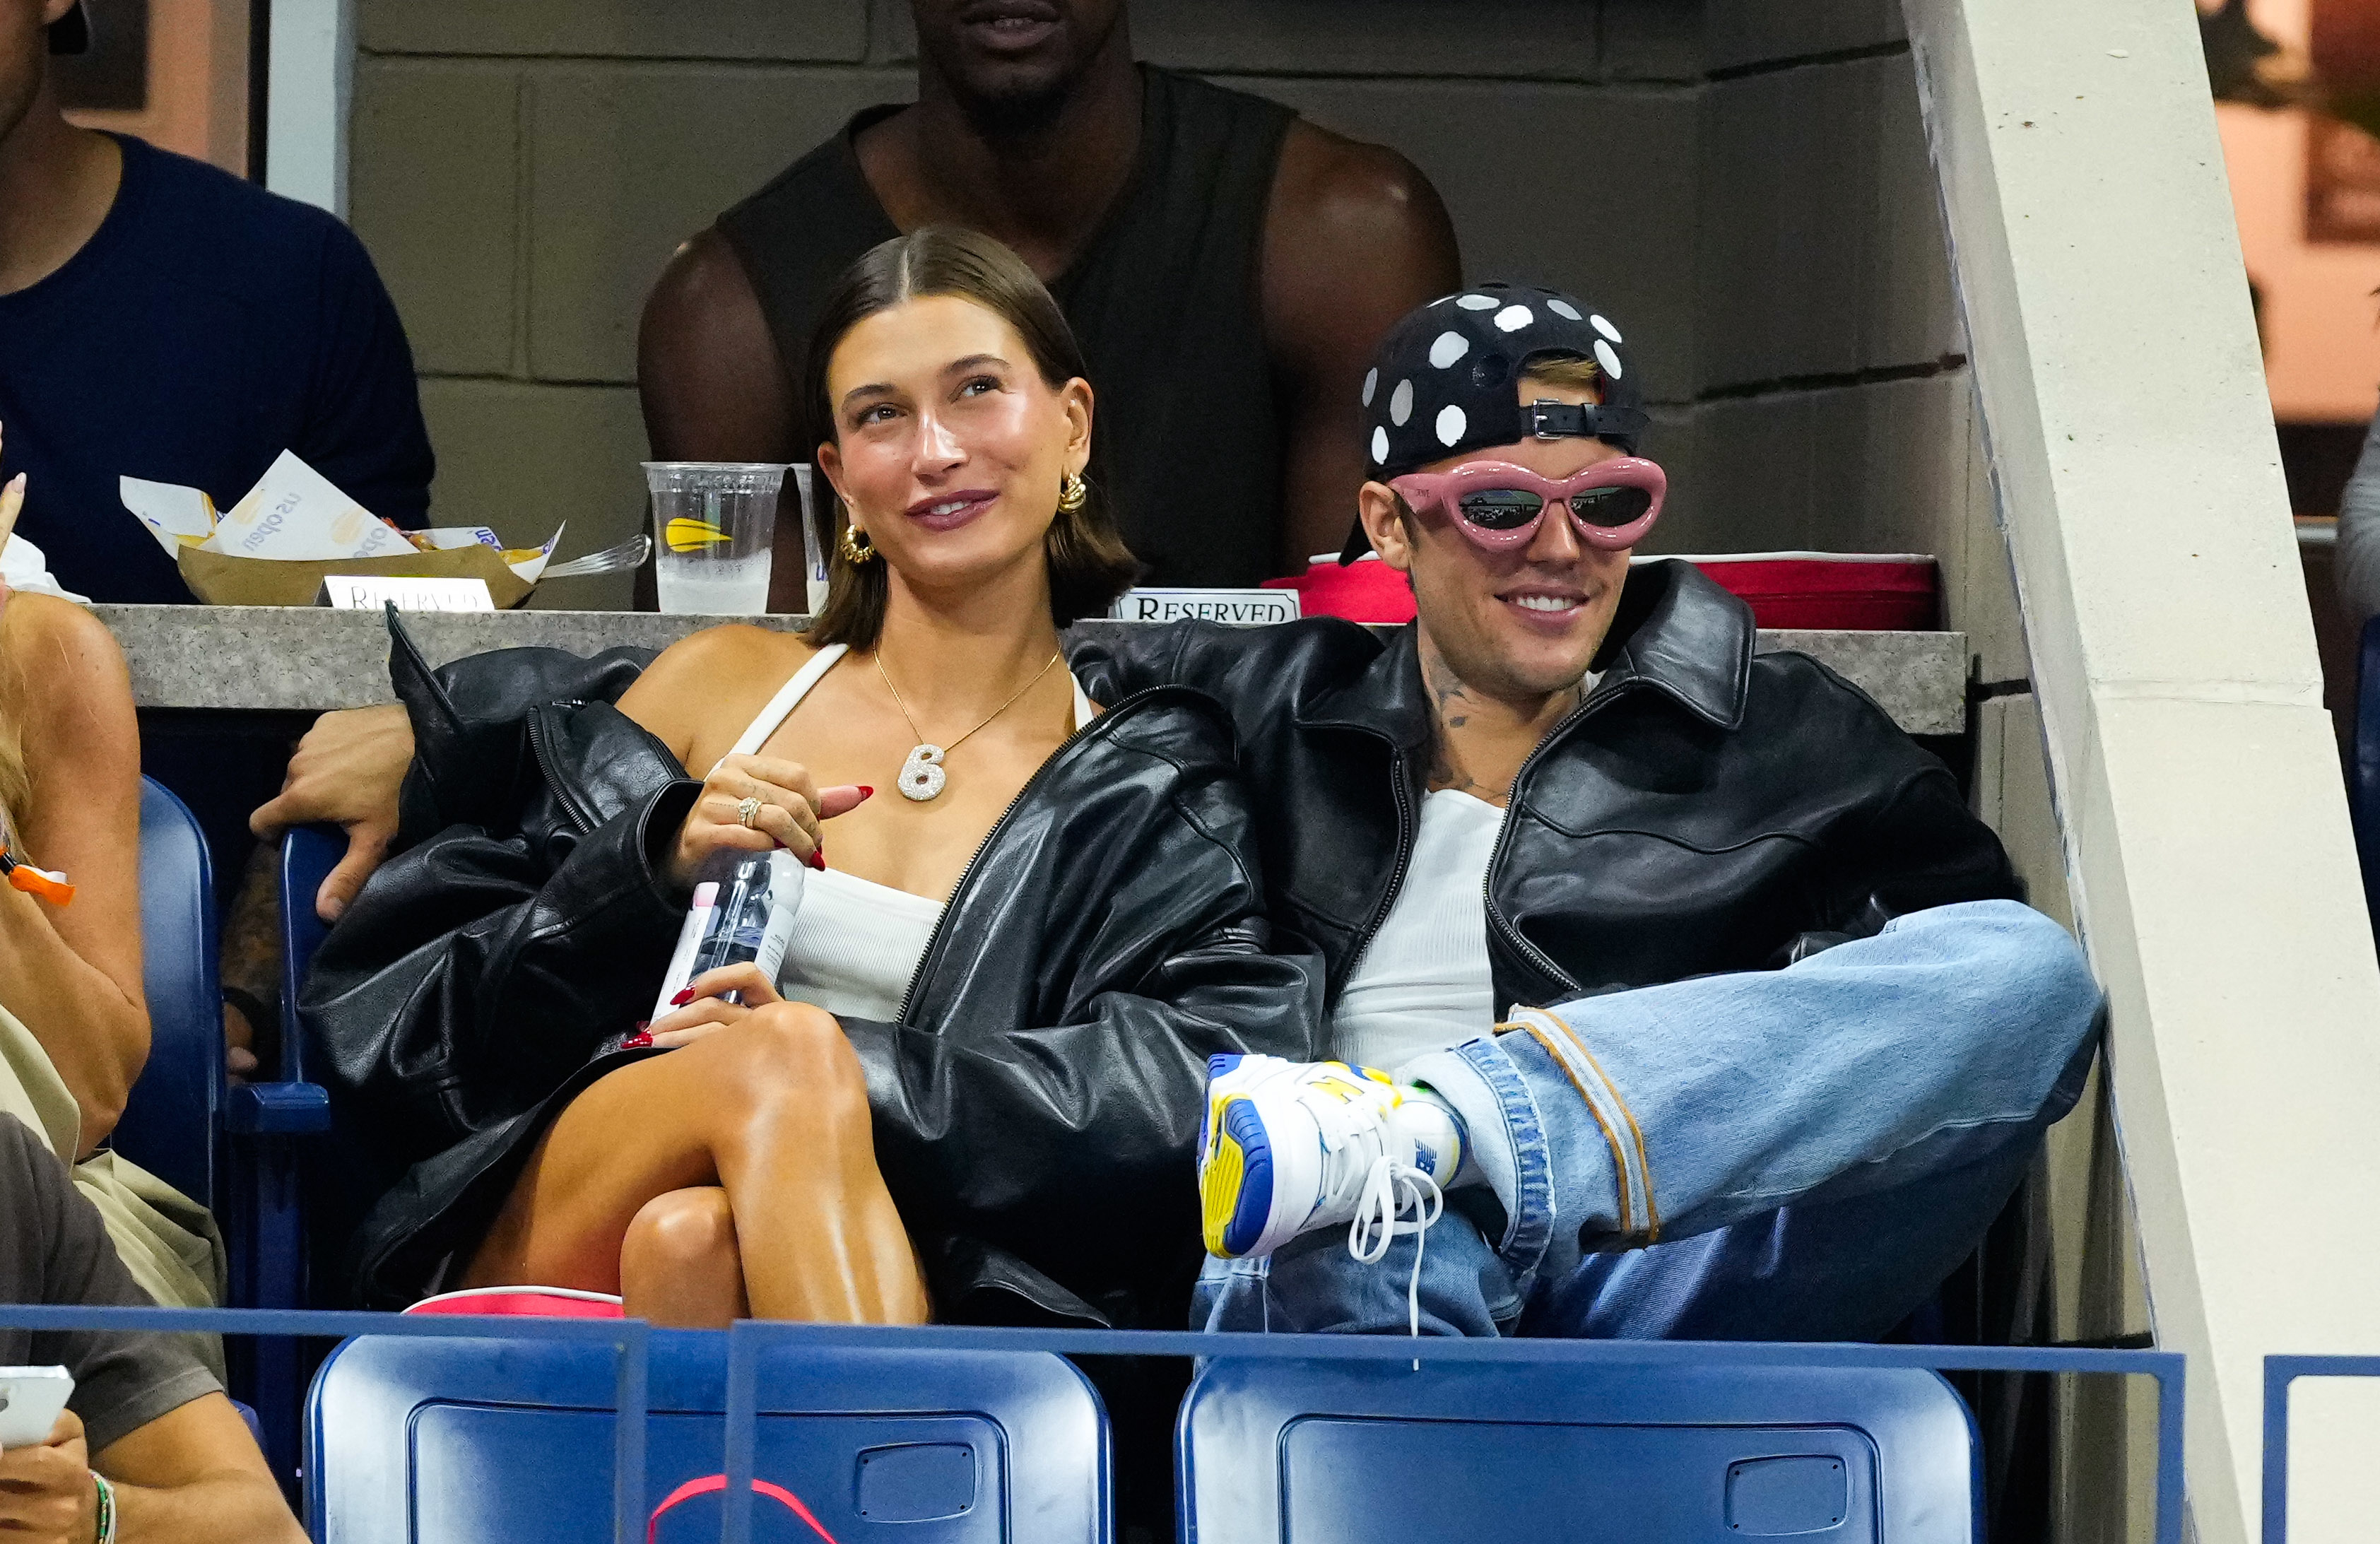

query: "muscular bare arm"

left=1262, top=122, right=1463, bottom=574
left=99, top=1396, right=308, bottom=1543
left=637, top=230, right=812, bottom=611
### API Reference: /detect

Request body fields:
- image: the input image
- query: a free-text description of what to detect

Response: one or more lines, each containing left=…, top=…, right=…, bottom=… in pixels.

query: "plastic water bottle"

left=652, top=849, right=806, bottom=1018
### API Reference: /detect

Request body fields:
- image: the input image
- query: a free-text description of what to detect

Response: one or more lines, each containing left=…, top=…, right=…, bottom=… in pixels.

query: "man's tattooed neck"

left=1419, top=637, right=1579, bottom=802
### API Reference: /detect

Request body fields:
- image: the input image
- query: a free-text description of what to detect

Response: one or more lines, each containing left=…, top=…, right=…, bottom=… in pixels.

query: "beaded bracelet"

left=90, top=1471, right=117, bottom=1544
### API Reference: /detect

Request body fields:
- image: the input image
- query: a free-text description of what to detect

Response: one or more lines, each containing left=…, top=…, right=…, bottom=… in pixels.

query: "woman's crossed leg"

left=459, top=1001, right=931, bottom=1328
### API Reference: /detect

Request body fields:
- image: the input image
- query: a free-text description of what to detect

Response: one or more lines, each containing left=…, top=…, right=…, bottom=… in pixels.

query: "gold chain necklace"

left=877, top=649, right=1063, bottom=801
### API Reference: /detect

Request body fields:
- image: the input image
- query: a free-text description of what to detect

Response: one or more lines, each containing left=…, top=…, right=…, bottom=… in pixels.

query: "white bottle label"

left=650, top=882, right=717, bottom=1021
left=749, top=851, right=805, bottom=984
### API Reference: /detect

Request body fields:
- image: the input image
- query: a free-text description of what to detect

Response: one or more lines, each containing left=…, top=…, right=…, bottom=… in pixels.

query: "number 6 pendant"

left=897, top=743, right=947, bottom=801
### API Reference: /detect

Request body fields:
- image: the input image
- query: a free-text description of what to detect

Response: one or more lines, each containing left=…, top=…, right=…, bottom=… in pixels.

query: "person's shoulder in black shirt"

left=0, top=120, right=435, bottom=603
left=0, top=1114, right=305, bottom=1541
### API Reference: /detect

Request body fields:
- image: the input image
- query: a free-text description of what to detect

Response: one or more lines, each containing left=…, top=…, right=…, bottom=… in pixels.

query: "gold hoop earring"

left=1056, top=472, right=1088, bottom=515
left=839, top=522, right=878, bottom=564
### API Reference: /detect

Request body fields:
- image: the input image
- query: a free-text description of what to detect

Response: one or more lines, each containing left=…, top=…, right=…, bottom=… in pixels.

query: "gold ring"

left=736, top=796, right=762, bottom=829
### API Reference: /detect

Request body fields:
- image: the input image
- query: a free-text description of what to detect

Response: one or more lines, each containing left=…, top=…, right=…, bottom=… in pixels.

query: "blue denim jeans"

left=1194, top=900, right=2102, bottom=1340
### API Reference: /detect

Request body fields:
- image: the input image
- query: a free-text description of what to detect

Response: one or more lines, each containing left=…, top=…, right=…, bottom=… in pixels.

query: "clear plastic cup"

left=642, top=462, right=786, bottom=615
left=788, top=464, right=828, bottom=615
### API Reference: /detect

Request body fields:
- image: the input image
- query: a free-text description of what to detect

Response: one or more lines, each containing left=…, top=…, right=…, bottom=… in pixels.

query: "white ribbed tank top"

left=718, top=643, right=1092, bottom=1020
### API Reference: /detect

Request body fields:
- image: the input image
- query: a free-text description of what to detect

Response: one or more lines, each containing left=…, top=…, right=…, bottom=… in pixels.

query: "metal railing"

left=2261, top=1353, right=2380, bottom=1541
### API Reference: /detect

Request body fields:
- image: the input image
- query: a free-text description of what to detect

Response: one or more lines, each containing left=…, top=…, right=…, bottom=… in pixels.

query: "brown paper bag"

left=177, top=543, right=538, bottom=608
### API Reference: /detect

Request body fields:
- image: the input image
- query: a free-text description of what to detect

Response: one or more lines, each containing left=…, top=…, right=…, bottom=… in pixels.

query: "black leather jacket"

left=360, top=560, right=2015, bottom=1018
left=1068, top=560, right=2021, bottom=1006
left=302, top=621, right=1321, bottom=1322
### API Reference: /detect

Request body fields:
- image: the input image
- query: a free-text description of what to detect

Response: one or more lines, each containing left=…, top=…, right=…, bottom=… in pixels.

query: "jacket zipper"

left=1478, top=680, right=1638, bottom=1001
left=525, top=709, right=599, bottom=837
left=888, top=689, right=1152, bottom=1027
left=1336, top=740, right=1417, bottom=995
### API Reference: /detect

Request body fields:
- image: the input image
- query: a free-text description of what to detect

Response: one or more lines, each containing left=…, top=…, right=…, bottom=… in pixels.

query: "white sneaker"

left=1198, top=1053, right=1464, bottom=1261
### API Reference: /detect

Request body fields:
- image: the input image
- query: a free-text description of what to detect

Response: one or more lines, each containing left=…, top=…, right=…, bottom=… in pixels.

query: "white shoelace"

left=1347, top=1153, right=1444, bottom=1340
left=1297, top=1077, right=1449, bottom=1341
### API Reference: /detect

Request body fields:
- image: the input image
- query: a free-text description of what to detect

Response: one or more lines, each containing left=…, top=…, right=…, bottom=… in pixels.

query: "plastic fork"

left=539, top=534, right=652, bottom=579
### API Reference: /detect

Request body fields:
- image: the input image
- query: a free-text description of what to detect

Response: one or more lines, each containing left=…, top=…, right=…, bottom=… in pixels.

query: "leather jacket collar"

left=1590, top=559, right=1754, bottom=731
left=1295, top=559, right=1756, bottom=752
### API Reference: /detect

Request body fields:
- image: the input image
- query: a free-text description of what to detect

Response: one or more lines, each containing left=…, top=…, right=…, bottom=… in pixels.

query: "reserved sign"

left=316, top=575, right=496, bottom=612
left=1110, top=587, right=1300, bottom=625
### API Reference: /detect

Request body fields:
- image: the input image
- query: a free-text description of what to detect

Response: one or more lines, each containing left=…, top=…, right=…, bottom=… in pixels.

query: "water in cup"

left=643, top=462, right=786, bottom=615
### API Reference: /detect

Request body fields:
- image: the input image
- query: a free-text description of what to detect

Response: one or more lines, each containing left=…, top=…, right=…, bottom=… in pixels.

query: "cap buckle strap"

left=1524, top=400, right=1592, bottom=439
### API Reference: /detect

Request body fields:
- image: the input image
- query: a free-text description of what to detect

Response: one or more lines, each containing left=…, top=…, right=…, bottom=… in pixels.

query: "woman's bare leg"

left=621, top=1188, right=748, bottom=1328
left=461, top=1003, right=930, bottom=1324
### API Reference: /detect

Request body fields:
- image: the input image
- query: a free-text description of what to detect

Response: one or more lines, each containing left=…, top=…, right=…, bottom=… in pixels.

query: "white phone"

left=0, top=1367, right=73, bottom=1448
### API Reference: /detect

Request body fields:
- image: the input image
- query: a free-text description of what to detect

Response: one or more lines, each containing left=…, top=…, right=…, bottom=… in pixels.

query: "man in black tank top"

left=637, top=0, right=1460, bottom=604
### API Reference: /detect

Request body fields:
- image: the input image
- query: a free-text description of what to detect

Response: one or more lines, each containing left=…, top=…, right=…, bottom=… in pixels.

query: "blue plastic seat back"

left=277, top=824, right=343, bottom=1085
left=1177, top=1357, right=1978, bottom=1543
left=307, top=1331, right=1111, bottom=1542
left=274, top=822, right=404, bottom=1311
left=112, top=777, right=220, bottom=1209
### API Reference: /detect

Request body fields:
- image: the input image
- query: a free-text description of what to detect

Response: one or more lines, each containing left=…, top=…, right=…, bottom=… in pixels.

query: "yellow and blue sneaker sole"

left=1202, top=1095, right=1278, bottom=1258
left=1200, top=1053, right=1278, bottom=1259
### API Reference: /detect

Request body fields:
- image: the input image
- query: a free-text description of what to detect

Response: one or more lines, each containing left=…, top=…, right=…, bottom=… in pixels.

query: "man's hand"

left=0, top=1410, right=96, bottom=1544
left=249, top=703, right=415, bottom=923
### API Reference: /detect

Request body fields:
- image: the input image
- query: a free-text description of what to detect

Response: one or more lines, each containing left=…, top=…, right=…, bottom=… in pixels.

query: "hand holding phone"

left=0, top=1360, right=73, bottom=1446
left=0, top=1379, right=94, bottom=1544
left=0, top=1367, right=73, bottom=1449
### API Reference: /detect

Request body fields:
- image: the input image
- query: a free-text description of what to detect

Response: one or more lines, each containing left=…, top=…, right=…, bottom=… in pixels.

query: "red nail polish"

left=670, top=988, right=694, bottom=1006
left=857, top=786, right=875, bottom=799
left=807, top=846, right=827, bottom=871
left=623, top=1031, right=654, bottom=1049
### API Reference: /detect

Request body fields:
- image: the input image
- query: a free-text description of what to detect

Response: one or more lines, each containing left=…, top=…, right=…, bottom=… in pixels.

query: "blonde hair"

left=0, top=664, right=33, bottom=844
left=1521, top=352, right=1603, bottom=400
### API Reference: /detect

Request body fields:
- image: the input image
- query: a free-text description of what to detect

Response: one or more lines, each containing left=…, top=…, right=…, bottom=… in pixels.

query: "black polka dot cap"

left=1362, top=283, right=1647, bottom=483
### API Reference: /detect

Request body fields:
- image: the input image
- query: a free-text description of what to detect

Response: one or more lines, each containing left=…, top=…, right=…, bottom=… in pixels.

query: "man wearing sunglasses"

left=1108, top=284, right=2103, bottom=1340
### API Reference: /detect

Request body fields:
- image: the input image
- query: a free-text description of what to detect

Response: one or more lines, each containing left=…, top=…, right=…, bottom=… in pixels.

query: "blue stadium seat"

left=1176, top=1355, right=1979, bottom=1543
left=273, top=823, right=381, bottom=1292
left=111, top=777, right=225, bottom=1206
left=276, top=823, right=343, bottom=1092
left=114, top=782, right=336, bottom=1489
left=204, top=823, right=349, bottom=1487
left=306, top=1330, right=1112, bottom=1542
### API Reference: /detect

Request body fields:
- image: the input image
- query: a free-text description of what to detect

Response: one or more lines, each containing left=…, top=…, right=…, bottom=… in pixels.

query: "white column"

left=1900, top=1, right=2380, bottom=1538
left=262, top=0, right=354, bottom=217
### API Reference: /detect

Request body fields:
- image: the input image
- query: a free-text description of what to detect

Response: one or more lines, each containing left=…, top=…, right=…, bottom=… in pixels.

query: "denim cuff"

left=1402, top=1034, right=1559, bottom=1292
left=1502, top=1007, right=1652, bottom=1246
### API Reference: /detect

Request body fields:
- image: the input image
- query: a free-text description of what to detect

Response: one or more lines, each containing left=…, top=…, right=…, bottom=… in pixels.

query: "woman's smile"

left=905, top=488, right=1000, bottom=531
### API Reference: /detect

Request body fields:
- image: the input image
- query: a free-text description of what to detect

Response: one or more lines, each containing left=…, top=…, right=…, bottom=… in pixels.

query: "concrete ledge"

left=94, top=606, right=1970, bottom=735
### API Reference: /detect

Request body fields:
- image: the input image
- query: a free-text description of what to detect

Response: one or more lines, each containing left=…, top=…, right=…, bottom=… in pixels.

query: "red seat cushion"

left=1261, top=555, right=1415, bottom=624
left=403, top=1286, right=625, bottom=1319
left=1683, top=553, right=1938, bottom=631
left=1262, top=553, right=1938, bottom=631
